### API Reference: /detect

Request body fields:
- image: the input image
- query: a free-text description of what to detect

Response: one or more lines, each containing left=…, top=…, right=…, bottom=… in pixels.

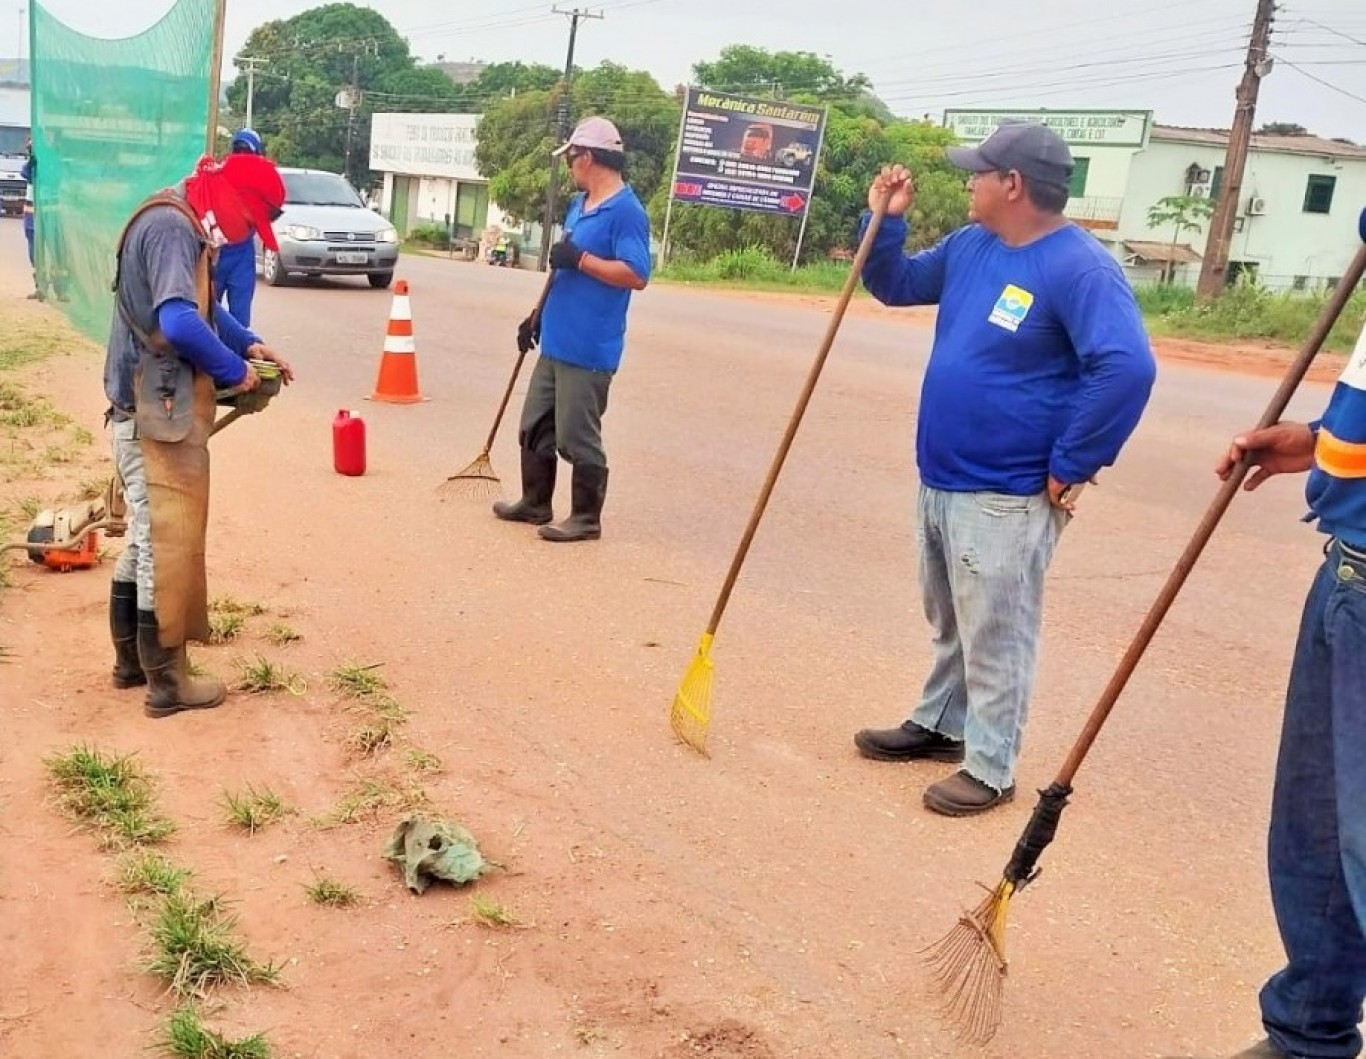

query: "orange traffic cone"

left=369, top=280, right=426, bottom=403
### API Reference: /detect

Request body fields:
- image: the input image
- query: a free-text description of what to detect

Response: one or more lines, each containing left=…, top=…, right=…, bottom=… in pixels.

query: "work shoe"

left=1229, top=1041, right=1296, bottom=1058
left=109, top=580, right=146, bottom=689
left=924, top=770, right=1015, bottom=817
left=136, top=610, right=226, bottom=719
left=539, top=463, right=608, bottom=543
left=492, top=448, right=557, bottom=525
left=854, top=721, right=965, bottom=763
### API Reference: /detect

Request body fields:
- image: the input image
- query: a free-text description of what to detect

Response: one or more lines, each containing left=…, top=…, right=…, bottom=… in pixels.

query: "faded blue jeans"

left=1260, top=538, right=1366, bottom=1059
left=908, top=486, right=1067, bottom=793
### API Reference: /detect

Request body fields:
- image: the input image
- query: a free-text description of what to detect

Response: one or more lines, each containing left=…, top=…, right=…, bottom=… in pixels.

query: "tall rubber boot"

left=492, top=448, right=557, bottom=525
left=136, top=609, right=226, bottom=719
left=109, top=581, right=146, bottom=689
left=539, top=464, right=607, bottom=543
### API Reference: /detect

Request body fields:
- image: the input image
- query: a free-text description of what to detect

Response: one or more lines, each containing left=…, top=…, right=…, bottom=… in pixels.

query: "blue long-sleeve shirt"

left=156, top=300, right=258, bottom=385
left=860, top=213, right=1157, bottom=494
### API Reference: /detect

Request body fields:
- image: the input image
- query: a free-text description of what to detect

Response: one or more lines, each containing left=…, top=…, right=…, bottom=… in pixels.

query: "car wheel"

left=263, top=250, right=289, bottom=287
left=368, top=271, right=393, bottom=290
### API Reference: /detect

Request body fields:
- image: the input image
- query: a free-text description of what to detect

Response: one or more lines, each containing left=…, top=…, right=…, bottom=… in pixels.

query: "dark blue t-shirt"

left=540, top=186, right=652, bottom=373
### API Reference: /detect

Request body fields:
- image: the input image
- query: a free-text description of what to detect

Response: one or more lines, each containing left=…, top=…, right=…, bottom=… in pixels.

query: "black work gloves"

left=548, top=237, right=585, bottom=271
left=516, top=311, right=541, bottom=354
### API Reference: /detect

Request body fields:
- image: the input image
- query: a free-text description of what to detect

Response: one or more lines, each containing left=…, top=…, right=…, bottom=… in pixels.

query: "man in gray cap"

left=851, top=121, right=1157, bottom=816
left=494, top=116, right=652, bottom=542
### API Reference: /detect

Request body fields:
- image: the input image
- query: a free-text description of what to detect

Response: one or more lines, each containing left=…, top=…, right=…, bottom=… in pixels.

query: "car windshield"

left=283, top=172, right=364, bottom=208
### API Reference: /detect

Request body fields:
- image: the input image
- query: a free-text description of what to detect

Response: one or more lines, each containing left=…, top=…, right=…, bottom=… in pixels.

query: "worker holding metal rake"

left=1215, top=303, right=1366, bottom=1057
left=851, top=121, right=1156, bottom=816
left=491, top=116, right=651, bottom=543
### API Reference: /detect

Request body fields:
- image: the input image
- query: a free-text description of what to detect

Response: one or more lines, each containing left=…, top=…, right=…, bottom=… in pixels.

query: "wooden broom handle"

left=1056, top=241, right=1366, bottom=787
left=483, top=271, right=557, bottom=452
left=704, top=194, right=892, bottom=635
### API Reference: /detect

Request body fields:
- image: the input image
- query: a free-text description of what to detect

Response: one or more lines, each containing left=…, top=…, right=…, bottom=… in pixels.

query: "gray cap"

left=946, top=121, right=1073, bottom=188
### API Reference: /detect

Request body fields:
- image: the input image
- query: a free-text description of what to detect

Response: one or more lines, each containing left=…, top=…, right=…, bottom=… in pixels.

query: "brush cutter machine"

left=2, top=360, right=283, bottom=573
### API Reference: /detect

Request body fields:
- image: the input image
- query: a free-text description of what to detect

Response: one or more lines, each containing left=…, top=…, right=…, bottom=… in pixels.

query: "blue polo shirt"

left=540, top=186, right=652, bottom=373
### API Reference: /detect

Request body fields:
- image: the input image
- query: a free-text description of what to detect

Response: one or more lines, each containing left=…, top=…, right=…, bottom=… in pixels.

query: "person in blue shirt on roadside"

left=214, top=128, right=267, bottom=325
left=852, top=121, right=1157, bottom=816
left=493, top=116, right=652, bottom=543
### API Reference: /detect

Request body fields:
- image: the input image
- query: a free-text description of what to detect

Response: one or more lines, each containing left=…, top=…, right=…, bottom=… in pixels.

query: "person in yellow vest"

left=102, top=152, right=293, bottom=718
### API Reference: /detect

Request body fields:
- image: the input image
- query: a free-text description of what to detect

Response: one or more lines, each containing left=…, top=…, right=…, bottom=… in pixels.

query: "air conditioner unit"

left=1188, top=182, right=1212, bottom=198
left=1247, top=195, right=1268, bottom=215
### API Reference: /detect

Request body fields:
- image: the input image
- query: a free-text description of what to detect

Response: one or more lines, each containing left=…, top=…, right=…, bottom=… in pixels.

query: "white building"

left=368, top=111, right=517, bottom=247
left=943, top=108, right=1366, bottom=291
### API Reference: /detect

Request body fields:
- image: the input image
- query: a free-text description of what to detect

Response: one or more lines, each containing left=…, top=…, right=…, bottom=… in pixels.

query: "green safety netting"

left=31, top=0, right=215, bottom=340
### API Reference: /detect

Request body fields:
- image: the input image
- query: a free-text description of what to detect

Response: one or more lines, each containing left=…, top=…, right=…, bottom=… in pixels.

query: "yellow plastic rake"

left=670, top=193, right=892, bottom=755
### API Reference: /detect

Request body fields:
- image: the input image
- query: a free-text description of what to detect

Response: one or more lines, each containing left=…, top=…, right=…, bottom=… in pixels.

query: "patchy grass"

left=347, top=719, right=395, bottom=758
left=321, top=777, right=429, bottom=828
left=329, top=662, right=388, bottom=699
left=404, top=748, right=442, bottom=773
left=235, top=656, right=305, bottom=695
left=211, top=595, right=266, bottom=618
left=658, top=246, right=853, bottom=295
left=265, top=622, right=301, bottom=646
left=144, top=891, right=281, bottom=998
left=76, top=475, right=109, bottom=501
left=118, top=850, right=194, bottom=899
left=45, top=746, right=177, bottom=849
left=209, top=611, right=245, bottom=644
left=469, top=894, right=522, bottom=929
left=158, top=1006, right=272, bottom=1059
left=304, top=875, right=362, bottom=908
left=1139, top=283, right=1366, bottom=353
left=221, top=785, right=290, bottom=835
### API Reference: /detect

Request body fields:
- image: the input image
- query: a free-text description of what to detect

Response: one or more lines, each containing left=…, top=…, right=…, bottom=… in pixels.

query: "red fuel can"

left=333, top=409, right=366, bottom=476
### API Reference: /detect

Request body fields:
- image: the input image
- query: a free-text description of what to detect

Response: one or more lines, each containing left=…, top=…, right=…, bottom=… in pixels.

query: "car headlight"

left=374, top=228, right=397, bottom=244
left=285, top=224, right=322, bottom=241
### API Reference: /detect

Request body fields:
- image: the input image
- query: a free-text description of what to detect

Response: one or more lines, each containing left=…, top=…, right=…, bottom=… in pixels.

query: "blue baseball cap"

left=230, top=128, right=264, bottom=155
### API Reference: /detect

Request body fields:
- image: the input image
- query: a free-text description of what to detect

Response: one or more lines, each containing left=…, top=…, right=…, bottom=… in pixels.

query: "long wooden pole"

left=206, top=0, right=228, bottom=155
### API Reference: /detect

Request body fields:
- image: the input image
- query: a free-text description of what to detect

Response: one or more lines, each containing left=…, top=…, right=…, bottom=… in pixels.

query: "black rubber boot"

left=492, top=448, right=557, bottom=525
left=539, top=464, right=607, bottom=543
left=137, top=610, right=226, bottom=719
left=110, top=581, right=146, bottom=689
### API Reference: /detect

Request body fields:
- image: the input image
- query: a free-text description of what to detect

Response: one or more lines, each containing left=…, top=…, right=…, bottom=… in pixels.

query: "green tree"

left=1145, top=194, right=1216, bottom=284
left=226, top=4, right=462, bottom=182
left=474, top=62, right=678, bottom=224
left=692, top=45, right=871, bottom=100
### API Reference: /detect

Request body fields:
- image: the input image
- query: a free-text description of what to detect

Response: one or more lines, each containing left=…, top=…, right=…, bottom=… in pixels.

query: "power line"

left=1276, top=54, right=1366, bottom=102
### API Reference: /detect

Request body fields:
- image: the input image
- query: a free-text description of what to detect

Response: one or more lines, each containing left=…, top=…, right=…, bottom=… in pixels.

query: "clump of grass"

left=329, top=663, right=388, bottom=699
left=144, top=891, right=281, bottom=998
left=211, top=596, right=266, bottom=618
left=118, top=850, right=193, bottom=898
left=322, top=778, right=428, bottom=827
left=304, top=875, right=362, bottom=908
left=404, top=748, right=442, bottom=773
left=69, top=425, right=95, bottom=446
left=235, top=656, right=305, bottom=695
left=265, top=623, right=301, bottom=646
left=158, top=1006, right=272, bottom=1059
left=469, top=894, right=521, bottom=929
left=209, top=611, right=245, bottom=644
left=15, top=494, right=41, bottom=519
left=45, top=746, right=177, bottom=848
left=76, top=476, right=109, bottom=501
left=365, top=694, right=408, bottom=722
left=347, top=719, right=395, bottom=758
left=221, top=786, right=290, bottom=835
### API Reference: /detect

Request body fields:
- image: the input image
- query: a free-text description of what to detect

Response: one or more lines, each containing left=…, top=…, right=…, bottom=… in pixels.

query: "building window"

left=1303, top=175, right=1336, bottom=214
left=1211, top=165, right=1224, bottom=199
left=1292, top=275, right=1308, bottom=291
left=1069, top=157, right=1090, bottom=198
left=1228, top=260, right=1260, bottom=287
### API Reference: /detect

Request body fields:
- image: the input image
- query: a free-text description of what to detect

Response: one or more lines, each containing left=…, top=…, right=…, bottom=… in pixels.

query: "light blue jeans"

left=908, top=486, right=1067, bottom=793
left=111, top=418, right=155, bottom=611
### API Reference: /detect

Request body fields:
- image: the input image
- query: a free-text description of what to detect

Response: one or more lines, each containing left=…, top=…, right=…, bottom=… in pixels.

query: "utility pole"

left=537, top=6, right=603, bottom=272
left=344, top=51, right=360, bottom=184
left=1195, top=0, right=1275, bottom=301
left=239, top=56, right=267, bottom=129
left=207, top=0, right=227, bottom=154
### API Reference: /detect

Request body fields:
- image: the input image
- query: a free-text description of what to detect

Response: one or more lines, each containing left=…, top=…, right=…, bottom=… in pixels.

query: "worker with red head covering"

left=215, top=128, right=268, bottom=325
left=102, top=151, right=295, bottom=718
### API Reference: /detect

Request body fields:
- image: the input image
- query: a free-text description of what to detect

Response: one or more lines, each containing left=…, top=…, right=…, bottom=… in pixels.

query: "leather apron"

left=113, top=194, right=218, bottom=649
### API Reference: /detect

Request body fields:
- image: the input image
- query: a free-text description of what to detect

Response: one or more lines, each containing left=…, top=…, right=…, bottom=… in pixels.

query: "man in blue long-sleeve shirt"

left=103, top=151, right=293, bottom=718
left=853, top=122, right=1156, bottom=816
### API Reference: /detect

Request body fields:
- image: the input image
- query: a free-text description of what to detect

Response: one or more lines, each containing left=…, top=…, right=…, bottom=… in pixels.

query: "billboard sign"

left=669, top=88, right=827, bottom=217
left=943, top=109, right=1152, bottom=149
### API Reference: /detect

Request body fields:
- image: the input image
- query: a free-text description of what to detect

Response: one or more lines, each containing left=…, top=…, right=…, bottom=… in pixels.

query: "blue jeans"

left=214, top=240, right=257, bottom=327
left=908, top=486, right=1066, bottom=792
left=1260, top=539, right=1366, bottom=1059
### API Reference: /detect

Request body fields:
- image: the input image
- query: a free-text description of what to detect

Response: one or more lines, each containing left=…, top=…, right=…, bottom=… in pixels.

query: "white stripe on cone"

left=389, top=298, right=412, bottom=322
left=383, top=335, right=416, bottom=354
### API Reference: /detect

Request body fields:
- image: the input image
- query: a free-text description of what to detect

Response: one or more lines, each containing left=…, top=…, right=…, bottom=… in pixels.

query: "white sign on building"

left=369, top=112, right=481, bottom=181
left=944, top=109, right=1152, bottom=149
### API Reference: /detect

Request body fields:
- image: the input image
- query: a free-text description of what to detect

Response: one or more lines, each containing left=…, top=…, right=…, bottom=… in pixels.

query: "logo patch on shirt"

left=988, top=284, right=1035, bottom=333
left=1339, top=320, right=1366, bottom=391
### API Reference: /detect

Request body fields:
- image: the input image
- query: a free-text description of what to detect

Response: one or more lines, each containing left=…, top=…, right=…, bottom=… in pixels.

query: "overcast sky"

left=11, top=0, right=1366, bottom=140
